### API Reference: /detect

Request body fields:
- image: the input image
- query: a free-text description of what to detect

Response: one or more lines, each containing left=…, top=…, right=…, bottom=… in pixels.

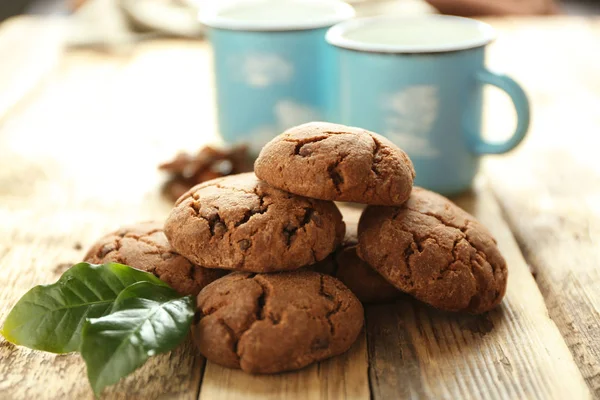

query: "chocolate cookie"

left=164, top=173, right=345, bottom=272
left=312, top=228, right=402, bottom=304
left=192, top=270, right=363, bottom=373
left=254, top=122, right=415, bottom=205
left=357, top=188, right=507, bottom=313
left=84, top=222, right=226, bottom=296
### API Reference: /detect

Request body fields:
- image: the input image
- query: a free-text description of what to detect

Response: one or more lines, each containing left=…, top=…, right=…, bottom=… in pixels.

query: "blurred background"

left=0, top=0, right=600, bottom=21
left=0, top=0, right=598, bottom=198
left=1, top=0, right=600, bottom=28
left=0, top=0, right=598, bottom=61
left=0, top=0, right=598, bottom=197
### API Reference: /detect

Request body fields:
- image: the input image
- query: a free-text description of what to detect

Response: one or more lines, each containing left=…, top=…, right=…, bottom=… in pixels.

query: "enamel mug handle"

left=468, top=69, right=530, bottom=154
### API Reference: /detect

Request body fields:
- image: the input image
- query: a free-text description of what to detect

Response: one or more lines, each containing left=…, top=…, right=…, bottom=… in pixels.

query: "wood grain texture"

left=0, top=15, right=598, bottom=400
left=199, top=331, right=369, bottom=400
left=482, top=17, right=600, bottom=397
left=0, top=213, right=206, bottom=399
left=0, top=23, right=369, bottom=399
left=366, top=181, right=590, bottom=400
left=0, top=34, right=216, bottom=399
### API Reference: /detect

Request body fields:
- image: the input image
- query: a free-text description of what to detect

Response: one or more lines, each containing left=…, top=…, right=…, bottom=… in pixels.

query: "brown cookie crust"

left=84, top=222, right=225, bottom=296
left=192, top=271, right=364, bottom=373
left=357, top=188, right=507, bottom=313
left=312, top=232, right=402, bottom=304
left=254, top=122, right=415, bottom=206
left=164, top=173, right=345, bottom=272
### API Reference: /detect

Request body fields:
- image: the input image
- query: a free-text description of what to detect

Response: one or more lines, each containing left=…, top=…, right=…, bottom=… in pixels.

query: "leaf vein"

left=92, top=301, right=176, bottom=389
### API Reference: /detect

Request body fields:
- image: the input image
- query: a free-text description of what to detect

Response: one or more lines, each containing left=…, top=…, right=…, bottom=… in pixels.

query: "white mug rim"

left=200, top=0, right=355, bottom=32
left=326, top=15, right=496, bottom=53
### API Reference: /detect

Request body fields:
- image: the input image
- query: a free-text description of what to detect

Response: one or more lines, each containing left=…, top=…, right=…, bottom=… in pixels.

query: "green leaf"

left=80, top=282, right=194, bottom=397
left=1, top=262, right=168, bottom=353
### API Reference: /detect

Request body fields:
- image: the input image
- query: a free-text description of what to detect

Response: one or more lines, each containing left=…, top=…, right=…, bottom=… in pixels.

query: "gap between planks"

left=361, top=180, right=590, bottom=400
left=487, top=156, right=600, bottom=398
left=0, top=16, right=597, bottom=400
left=481, top=17, right=600, bottom=396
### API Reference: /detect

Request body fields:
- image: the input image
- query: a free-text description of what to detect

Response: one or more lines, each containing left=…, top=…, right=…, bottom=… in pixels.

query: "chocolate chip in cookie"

left=254, top=122, right=415, bottom=206
left=164, top=173, right=345, bottom=272
left=84, top=222, right=226, bottom=296
left=357, top=187, right=507, bottom=313
left=192, top=270, right=364, bottom=374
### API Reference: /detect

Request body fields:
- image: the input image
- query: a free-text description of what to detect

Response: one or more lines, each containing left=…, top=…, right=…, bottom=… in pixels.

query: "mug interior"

left=201, top=0, right=355, bottom=31
left=326, top=16, right=495, bottom=53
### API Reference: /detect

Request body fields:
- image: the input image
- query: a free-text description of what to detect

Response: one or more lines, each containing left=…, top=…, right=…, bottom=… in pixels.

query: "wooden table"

left=0, top=15, right=599, bottom=400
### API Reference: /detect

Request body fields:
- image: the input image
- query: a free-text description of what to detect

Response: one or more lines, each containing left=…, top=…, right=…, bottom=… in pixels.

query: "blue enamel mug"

left=326, top=16, right=530, bottom=195
left=201, top=0, right=354, bottom=155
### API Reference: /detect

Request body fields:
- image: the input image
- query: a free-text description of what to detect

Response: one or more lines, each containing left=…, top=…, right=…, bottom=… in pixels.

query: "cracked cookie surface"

left=357, top=188, right=508, bottom=313
left=164, top=173, right=345, bottom=272
left=84, top=222, right=226, bottom=296
left=254, top=122, right=415, bottom=205
left=312, top=225, right=403, bottom=304
left=192, top=270, right=363, bottom=373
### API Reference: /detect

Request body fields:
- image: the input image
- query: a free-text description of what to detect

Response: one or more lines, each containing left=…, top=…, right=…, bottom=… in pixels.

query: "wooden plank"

left=365, top=180, right=590, bottom=400
left=481, top=17, right=600, bottom=397
left=0, top=215, right=206, bottom=399
left=1, top=15, right=599, bottom=400
left=199, top=331, right=369, bottom=400
left=0, top=31, right=369, bottom=399
left=0, top=37, right=216, bottom=399
left=487, top=157, right=600, bottom=398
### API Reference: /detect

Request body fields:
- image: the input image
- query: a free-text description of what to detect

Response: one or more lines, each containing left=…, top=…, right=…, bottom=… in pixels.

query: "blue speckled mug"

left=326, top=16, right=530, bottom=195
left=201, top=0, right=354, bottom=155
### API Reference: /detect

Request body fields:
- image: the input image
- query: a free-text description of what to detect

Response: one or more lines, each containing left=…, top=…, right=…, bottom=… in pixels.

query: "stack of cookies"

left=85, top=122, right=508, bottom=374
